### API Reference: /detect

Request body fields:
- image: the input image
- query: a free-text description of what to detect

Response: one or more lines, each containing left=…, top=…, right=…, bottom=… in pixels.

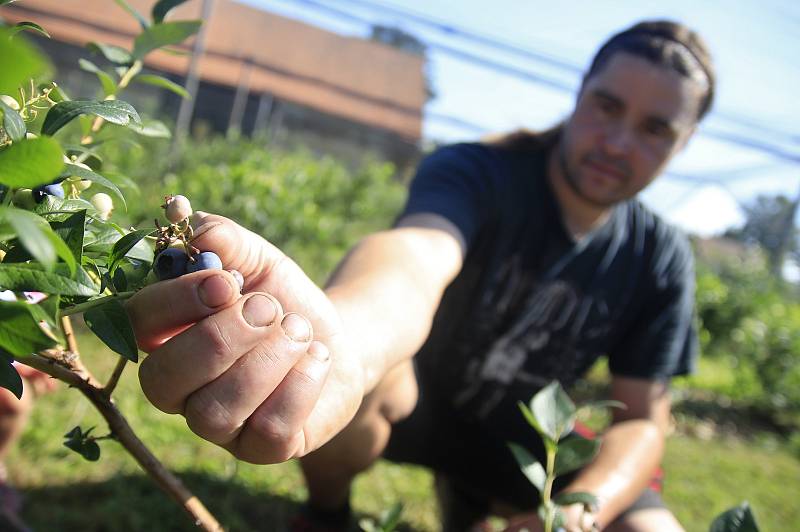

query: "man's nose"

left=602, top=123, right=634, bottom=156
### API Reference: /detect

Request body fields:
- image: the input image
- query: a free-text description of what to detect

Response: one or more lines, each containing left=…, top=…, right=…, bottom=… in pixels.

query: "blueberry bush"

left=0, top=2, right=223, bottom=529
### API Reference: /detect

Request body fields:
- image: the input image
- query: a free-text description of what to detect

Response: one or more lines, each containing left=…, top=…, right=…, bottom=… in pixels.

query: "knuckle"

left=185, top=389, right=239, bottom=440
left=138, top=357, right=174, bottom=413
left=246, top=414, right=297, bottom=461
left=201, top=314, right=236, bottom=362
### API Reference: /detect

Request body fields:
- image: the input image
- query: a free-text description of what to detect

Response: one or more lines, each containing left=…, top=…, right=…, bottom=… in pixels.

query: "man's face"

left=559, top=52, right=704, bottom=207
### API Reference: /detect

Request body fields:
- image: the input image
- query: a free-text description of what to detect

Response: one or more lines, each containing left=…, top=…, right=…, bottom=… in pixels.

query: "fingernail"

left=281, top=313, right=311, bottom=342
left=308, top=342, right=330, bottom=362
left=198, top=275, right=234, bottom=308
left=228, top=269, right=244, bottom=292
left=242, top=294, right=277, bottom=328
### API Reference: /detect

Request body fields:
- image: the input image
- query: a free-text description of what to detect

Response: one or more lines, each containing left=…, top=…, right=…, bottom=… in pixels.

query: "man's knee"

left=301, top=360, right=418, bottom=475
left=606, top=508, right=685, bottom=532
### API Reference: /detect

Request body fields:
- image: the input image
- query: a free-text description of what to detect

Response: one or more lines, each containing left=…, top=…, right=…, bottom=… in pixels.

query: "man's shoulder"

left=624, top=199, right=694, bottom=276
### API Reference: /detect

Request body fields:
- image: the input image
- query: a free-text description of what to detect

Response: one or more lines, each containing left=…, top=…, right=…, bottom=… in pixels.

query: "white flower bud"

left=90, top=192, right=114, bottom=220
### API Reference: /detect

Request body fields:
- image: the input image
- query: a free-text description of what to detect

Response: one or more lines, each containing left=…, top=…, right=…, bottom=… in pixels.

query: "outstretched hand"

left=126, top=212, right=364, bottom=464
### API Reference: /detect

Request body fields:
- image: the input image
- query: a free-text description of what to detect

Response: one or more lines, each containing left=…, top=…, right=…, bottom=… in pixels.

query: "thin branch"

left=24, top=352, right=223, bottom=532
left=59, top=291, right=136, bottom=317
left=103, top=356, right=127, bottom=398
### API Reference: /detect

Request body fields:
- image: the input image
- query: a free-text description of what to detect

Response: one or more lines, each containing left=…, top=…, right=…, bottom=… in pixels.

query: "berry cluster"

left=152, top=195, right=234, bottom=285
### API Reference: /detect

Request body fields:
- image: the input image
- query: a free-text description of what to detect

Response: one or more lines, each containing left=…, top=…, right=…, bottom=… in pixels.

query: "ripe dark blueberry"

left=154, top=248, right=189, bottom=280
left=32, top=182, right=65, bottom=203
left=186, top=251, right=223, bottom=273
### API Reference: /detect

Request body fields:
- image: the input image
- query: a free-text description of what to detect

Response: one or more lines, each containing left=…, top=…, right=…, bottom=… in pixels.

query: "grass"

left=7, top=329, right=800, bottom=531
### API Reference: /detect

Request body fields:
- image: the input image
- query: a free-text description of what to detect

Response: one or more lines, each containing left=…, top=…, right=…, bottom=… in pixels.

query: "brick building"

left=2, top=0, right=426, bottom=169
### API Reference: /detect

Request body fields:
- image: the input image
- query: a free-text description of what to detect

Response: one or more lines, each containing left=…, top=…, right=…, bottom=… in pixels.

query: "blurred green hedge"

left=103, top=134, right=407, bottom=284
left=695, top=250, right=800, bottom=427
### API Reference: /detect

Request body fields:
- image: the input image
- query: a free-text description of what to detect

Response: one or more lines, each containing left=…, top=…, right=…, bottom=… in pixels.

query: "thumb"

left=189, top=211, right=284, bottom=284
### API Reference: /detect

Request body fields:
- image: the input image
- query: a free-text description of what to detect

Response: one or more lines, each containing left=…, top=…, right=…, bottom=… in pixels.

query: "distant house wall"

left=2, top=0, right=424, bottom=170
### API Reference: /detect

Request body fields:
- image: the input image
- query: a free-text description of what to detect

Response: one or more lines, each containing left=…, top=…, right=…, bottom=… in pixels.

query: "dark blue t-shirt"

left=398, top=142, right=698, bottom=424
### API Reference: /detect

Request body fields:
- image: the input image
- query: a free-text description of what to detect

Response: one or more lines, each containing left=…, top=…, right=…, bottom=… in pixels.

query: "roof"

left=2, top=0, right=425, bottom=140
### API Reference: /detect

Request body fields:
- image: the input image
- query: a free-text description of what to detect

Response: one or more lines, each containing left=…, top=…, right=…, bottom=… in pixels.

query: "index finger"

left=126, top=269, right=241, bottom=352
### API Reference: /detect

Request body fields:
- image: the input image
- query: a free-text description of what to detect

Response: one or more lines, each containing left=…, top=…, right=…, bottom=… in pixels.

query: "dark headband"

left=594, top=28, right=711, bottom=86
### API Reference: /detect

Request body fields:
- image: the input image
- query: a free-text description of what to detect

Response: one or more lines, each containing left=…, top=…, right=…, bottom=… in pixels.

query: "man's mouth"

left=583, top=158, right=628, bottom=182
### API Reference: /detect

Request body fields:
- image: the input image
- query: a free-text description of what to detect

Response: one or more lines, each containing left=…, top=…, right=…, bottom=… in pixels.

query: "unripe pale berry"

left=0, top=95, right=19, bottom=111
left=13, top=188, right=36, bottom=209
left=164, top=195, right=192, bottom=223
left=90, top=192, right=113, bottom=219
left=153, top=248, right=189, bottom=280
left=186, top=251, right=223, bottom=273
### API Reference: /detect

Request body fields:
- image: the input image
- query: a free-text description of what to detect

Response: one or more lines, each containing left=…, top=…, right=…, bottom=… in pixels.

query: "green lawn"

left=7, top=330, right=799, bottom=531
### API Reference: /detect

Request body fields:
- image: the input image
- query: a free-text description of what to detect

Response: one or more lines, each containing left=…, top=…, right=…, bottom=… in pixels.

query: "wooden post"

left=172, top=0, right=214, bottom=152
left=226, top=58, right=253, bottom=138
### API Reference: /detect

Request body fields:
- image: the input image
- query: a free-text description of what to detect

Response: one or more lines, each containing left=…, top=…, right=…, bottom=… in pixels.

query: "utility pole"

left=172, top=0, right=214, bottom=154
left=772, top=181, right=800, bottom=278
left=226, top=58, right=253, bottom=139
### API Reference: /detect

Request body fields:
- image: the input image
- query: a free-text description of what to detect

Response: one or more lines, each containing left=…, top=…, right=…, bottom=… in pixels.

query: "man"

left=127, top=19, right=714, bottom=531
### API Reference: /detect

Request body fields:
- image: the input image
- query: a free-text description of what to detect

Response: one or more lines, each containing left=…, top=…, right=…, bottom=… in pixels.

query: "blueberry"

left=32, top=182, right=65, bottom=203
left=186, top=251, right=222, bottom=273
left=153, top=248, right=189, bottom=280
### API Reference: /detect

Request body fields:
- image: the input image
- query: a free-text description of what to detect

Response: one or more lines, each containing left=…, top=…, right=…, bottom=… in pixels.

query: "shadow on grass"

left=672, top=391, right=794, bottom=437
left=19, top=472, right=421, bottom=532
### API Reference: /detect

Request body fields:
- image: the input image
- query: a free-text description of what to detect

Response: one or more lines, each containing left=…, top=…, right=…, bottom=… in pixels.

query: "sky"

left=237, top=0, right=800, bottom=237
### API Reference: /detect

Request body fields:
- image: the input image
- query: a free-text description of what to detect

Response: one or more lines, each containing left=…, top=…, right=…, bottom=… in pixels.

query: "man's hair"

left=486, top=19, right=715, bottom=151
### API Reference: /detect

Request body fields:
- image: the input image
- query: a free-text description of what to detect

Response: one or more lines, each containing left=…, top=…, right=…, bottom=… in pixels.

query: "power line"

left=327, top=0, right=584, bottom=75
left=326, top=0, right=800, bottom=148
left=261, top=0, right=800, bottom=165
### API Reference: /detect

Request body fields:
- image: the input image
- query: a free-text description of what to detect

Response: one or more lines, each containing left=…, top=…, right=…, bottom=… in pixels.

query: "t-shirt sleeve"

left=396, top=143, right=496, bottom=248
left=608, top=232, right=699, bottom=379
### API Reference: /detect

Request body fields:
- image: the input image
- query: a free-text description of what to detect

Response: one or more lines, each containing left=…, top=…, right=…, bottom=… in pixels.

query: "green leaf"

left=4, top=208, right=54, bottom=271
left=132, top=118, right=171, bottom=138
left=0, top=137, right=64, bottom=188
left=0, top=28, right=48, bottom=96
left=554, top=435, right=601, bottom=476
left=78, top=59, right=117, bottom=97
left=530, top=381, right=576, bottom=442
left=577, top=399, right=627, bottom=414
left=0, top=301, right=58, bottom=358
left=29, top=293, right=62, bottom=343
left=553, top=491, right=599, bottom=509
left=508, top=442, right=546, bottom=493
left=64, top=426, right=82, bottom=439
left=0, top=99, right=26, bottom=142
left=710, top=502, right=760, bottom=532
left=59, top=163, right=126, bottom=210
left=0, top=359, right=23, bottom=399
left=0, top=263, right=97, bottom=296
left=108, top=228, right=153, bottom=274
left=132, top=73, right=189, bottom=99
left=50, top=210, right=86, bottom=264
left=86, top=42, right=132, bottom=66
left=83, top=299, right=138, bottom=362
left=132, top=21, right=202, bottom=60
left=63, top=432, right=101, bottom=461
left=11, top=22, right=51, bottom=39
left=114, top=0, right=149, bottom=29
left=152, top=0, right=189, bottom=23
left=42, top=100, right=141, bottom=136
left=0, top=0, right=19, bottom=5
left=377, top=502, right=403, bottom=532
left=518, top=400, right=548, bottom=439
